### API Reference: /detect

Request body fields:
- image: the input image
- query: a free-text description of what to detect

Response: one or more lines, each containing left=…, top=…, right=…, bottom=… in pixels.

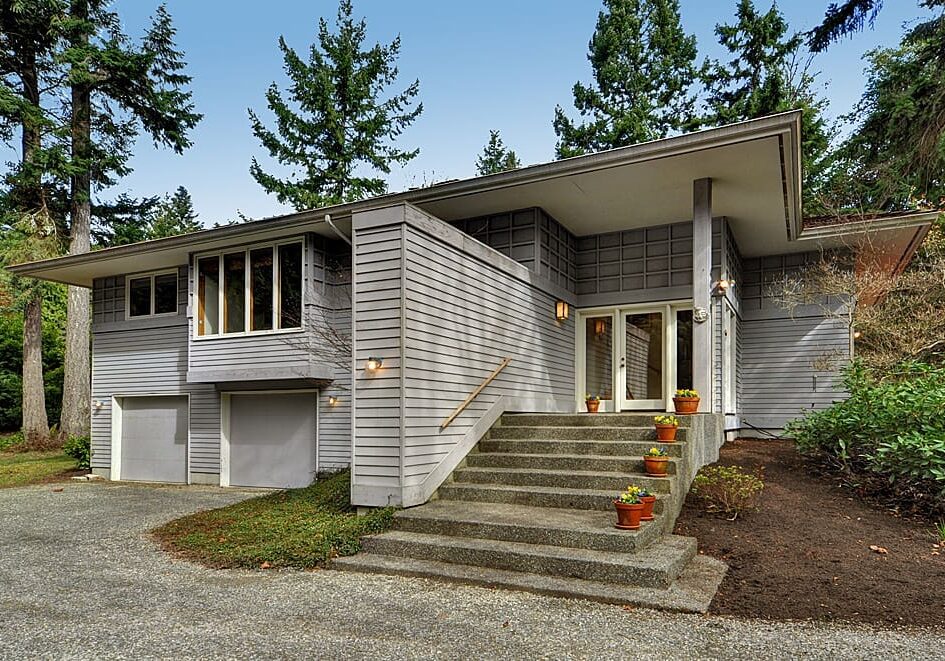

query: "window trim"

left=125, top=270, right=180, bottom=319
left=192, top=238, right=305, bottom=340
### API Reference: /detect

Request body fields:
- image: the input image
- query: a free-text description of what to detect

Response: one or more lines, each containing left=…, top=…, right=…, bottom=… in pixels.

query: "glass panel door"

left=583, top=315, right=614, bottom=411
left=619, top=310, right=665, bottom=410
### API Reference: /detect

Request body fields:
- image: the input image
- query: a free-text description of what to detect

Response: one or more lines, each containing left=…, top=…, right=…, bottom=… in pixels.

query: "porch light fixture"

left=853, top=330, right=862, bottom=340
left=555, top=300, right=569, bottom=322
left=328, top=395, right=338, bottom=405
left=365, top=356, right=383, bottom=371
left=714, top=276, right=735, bottom=296
left=594, top=319, right=607, bottom=338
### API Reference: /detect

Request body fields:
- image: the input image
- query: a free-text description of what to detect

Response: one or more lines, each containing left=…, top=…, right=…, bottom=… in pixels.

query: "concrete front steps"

left=333, top=412, right=726, bottom=613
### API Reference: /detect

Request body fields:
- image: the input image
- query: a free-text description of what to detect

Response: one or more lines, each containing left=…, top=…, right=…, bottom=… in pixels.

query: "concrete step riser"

left=363, top=536, right=682, bottom=588
left=453, top=468, right=675, bottom=491
left=501, top=414, right=692, bottom=428
left=490, top=427, right=688, bottom=441
left=438, top=484, right=667, bottom=513
left=478, top=439, right=686, bottom=457
left=467, top=453, right=677, bottom=474
left=393, top=514, right=662, bottom=554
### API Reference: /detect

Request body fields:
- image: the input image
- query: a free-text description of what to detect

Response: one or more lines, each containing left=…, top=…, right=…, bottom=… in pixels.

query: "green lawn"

left=0, top=451, right=78, bottom=489
left=152, top=470, right=394, bottom=569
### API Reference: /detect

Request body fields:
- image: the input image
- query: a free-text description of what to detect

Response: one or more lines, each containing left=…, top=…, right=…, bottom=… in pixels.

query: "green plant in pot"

left=637, top=485, right=656, bottom=521
left=673, top=388, right=700, bottom=414
left=643, top=446, right=669, bottom=476
left=585, top=393, right=601, bottom=413
left=653, top=414, right=679, bottom=442
left=614, top=485, right=645, bottom=530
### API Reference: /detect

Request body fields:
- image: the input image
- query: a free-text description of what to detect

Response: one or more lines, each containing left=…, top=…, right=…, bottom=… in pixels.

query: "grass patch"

left=152, top=470, right=394, bottom=569
left=0, top=451, right=78, bottom=488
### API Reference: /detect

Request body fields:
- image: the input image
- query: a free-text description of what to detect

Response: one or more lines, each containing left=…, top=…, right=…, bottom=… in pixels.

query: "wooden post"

left=692, top=178, right=713, bottom=413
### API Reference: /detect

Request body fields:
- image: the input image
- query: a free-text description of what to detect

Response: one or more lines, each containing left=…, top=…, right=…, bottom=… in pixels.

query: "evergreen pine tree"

left=249, top=0, right=422, bottom=210
left=475, top=130, right=522, bottom=175
left=58, top=1, right=201, bottom=437
left=552, top=0, right=698, bottom=158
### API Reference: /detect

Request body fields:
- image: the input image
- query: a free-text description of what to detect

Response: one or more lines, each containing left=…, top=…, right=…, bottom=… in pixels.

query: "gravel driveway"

left=0, top=482, right=941, bottom=660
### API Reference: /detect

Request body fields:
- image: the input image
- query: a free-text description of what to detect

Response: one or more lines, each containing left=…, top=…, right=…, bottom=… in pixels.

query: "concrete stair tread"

left=472, top=451, right=682, bottom=461
left=365, top=530, right=694, bottom=572
left=458, top=465, right=676, bottom=476
left=397, top=499, right=657, bottom=538
left=330, top=552, right=725, bottom=614
left=441, top=481, right=668, bottom=500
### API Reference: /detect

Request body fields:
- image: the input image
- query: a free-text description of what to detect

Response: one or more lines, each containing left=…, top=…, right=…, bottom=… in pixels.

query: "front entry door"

left=618, top=310, right=666, bottom=410
left=579, top=304, right=693, bottom=412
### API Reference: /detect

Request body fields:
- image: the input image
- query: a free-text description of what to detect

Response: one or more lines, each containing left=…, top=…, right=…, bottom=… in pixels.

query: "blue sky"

left=110, top=0, right=929, bottom=225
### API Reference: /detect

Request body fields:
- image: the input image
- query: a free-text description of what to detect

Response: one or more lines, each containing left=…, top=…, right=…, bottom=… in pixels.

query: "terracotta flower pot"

left=586, top=399, right=600, bottom=413
left=654, top=424, right=677, bottom=442
left=673, top=396, right=699, bottom=414
left=644, top=455, right=669, bottom=476
left=613, top=500, right=644, bottom=530
left=640, top=494, right=657, bottom=521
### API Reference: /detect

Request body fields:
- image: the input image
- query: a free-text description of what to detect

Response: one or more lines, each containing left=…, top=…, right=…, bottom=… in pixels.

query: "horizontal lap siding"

left=319, top=304, right=352, bottom=470
left=91, top=322, right=219, bottom=474
left=353, top=226, right=404, bottom=488
left=740, top=314, right=849, bottom=430
left=402, top=226, right=574, bottom=487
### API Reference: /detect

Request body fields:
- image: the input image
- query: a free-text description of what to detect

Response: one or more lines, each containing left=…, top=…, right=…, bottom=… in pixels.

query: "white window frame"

left=125, top=270, right=180, bottom=319
left=575, top=300, right=693, bottom=413
left=193, top=238, right=305, bottom=340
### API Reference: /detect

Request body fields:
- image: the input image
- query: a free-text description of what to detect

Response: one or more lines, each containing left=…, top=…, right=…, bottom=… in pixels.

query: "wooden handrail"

left=440, top=357, right=512, bottom=430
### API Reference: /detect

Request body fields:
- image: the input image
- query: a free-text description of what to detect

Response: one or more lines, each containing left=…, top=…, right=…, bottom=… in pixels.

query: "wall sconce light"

left=555, top=300, right=569, bottom=321
left=714, top=276, right=735, bottom=296
left=93, top=400, right=103, bottom=410
left=853, top=330, right=862, bottom=340
left=328, top=395, right=338, bottom=405
left=594, top=319, right=607, bottom=338
left=365, top=357, right=383, bottom=371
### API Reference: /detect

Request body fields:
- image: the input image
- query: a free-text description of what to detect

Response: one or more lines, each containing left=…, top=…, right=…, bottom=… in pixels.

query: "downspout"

left=324, top=214, right=351, bottom=246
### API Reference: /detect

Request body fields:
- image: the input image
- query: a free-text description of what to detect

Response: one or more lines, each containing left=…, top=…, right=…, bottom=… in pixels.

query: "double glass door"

left=580, top=305, right=693, bottom=412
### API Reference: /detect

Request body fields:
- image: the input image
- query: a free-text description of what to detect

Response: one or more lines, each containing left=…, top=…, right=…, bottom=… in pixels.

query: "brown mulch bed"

left=674, top=438, right=945, bottom=627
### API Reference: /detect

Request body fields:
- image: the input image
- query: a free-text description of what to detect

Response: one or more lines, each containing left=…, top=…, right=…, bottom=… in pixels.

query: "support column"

left=692, top=178, right=713, bottom=413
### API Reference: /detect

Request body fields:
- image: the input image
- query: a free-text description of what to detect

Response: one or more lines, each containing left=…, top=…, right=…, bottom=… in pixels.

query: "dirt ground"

left=674, top=438, right=945, bottom=627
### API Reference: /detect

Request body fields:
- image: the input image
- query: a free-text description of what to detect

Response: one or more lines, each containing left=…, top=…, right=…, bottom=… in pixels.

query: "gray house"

left=11, top=111, right=931, bottom=507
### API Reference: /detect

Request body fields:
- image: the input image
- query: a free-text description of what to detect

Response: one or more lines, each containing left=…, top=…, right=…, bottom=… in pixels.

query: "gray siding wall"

left=352, top=204, right=575, bottom=507
left=90, top=267, right=220, bottom=477
left=739, top=252, right=851, bottom=431
left=90, top=236, right=354, bottom=480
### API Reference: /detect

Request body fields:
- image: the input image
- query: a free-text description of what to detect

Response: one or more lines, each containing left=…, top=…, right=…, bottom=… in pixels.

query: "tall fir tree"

left=249, top=0, right=422, bottom=211
left=475, top=130, right=521, bottom=175
left=92, top=186, right=201, bottom=247
left=58, top=1, right=201, bottom=437
left=698, top=1, right=831, bottom=203
left=0, top=0, right=68, bottom=442
left=552, top=0, right=698, bottom=158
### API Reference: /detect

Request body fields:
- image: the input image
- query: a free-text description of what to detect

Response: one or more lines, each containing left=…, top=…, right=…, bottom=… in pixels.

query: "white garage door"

left=227, top=392, right=316, bottom=488
left=119, top=396, right=188, bottom=483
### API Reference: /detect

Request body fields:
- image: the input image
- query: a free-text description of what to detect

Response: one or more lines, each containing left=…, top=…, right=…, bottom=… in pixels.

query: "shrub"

left=63, top=435, right=91, bottom=470
left=786, top=360, right=945, bottom=513
left=691, top=465, right=764, bottom=519
left=0, top=431, right=23, bottom=451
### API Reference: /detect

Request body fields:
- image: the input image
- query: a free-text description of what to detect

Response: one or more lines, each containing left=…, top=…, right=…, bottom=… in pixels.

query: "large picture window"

left=196, top=241, right=303, bottom=337
left=127, top=271, right=179, bottom=318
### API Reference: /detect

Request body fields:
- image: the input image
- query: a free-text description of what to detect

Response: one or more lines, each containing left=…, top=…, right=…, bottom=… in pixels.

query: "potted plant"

left=643, top=447, right=669, bottom=476
left=613, top=486, right=645, bottom=530
left=653, top=414, right=679, bottom=441
left=585, top=394, right=601, bottom=413
left=637, top=485, right=657, bottom=521
left=672, top=388, right=700, bottom=414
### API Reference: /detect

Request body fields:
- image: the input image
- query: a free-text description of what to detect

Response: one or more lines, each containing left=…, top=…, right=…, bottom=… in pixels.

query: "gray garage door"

left=228, top=392, right=316, bottom=488
left=119, top=396, right=188, bottom=483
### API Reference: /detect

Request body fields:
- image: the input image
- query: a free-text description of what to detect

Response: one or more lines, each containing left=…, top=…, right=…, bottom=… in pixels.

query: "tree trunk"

left=21, top=293, right=49, bottom=442
left=19, top=47, right=48, bottom=443
left=61, top=0, right=92, bottom=438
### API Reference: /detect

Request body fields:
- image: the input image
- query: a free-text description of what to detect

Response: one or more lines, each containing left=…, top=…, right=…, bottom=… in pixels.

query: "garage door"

left=227, top=392, right=316, bottom=488
left=119, top=396, right=188, bottom=483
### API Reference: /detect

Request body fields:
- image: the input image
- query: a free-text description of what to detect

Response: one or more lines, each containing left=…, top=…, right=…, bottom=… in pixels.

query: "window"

left=196, top=241, right=303, bottom=337
left=127, top=272, right=179, bottom=318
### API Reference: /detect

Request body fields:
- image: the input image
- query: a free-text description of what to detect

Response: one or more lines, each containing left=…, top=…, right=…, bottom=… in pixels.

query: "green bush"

left=691, top=464, right=764, bottom=518
left=786, top=360, right=945, bottom=511
left=63, top=435, right=91, bottom=470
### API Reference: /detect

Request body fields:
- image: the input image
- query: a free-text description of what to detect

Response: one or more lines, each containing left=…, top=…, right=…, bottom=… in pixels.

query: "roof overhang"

left=9, top=110, right=810, bottom=286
